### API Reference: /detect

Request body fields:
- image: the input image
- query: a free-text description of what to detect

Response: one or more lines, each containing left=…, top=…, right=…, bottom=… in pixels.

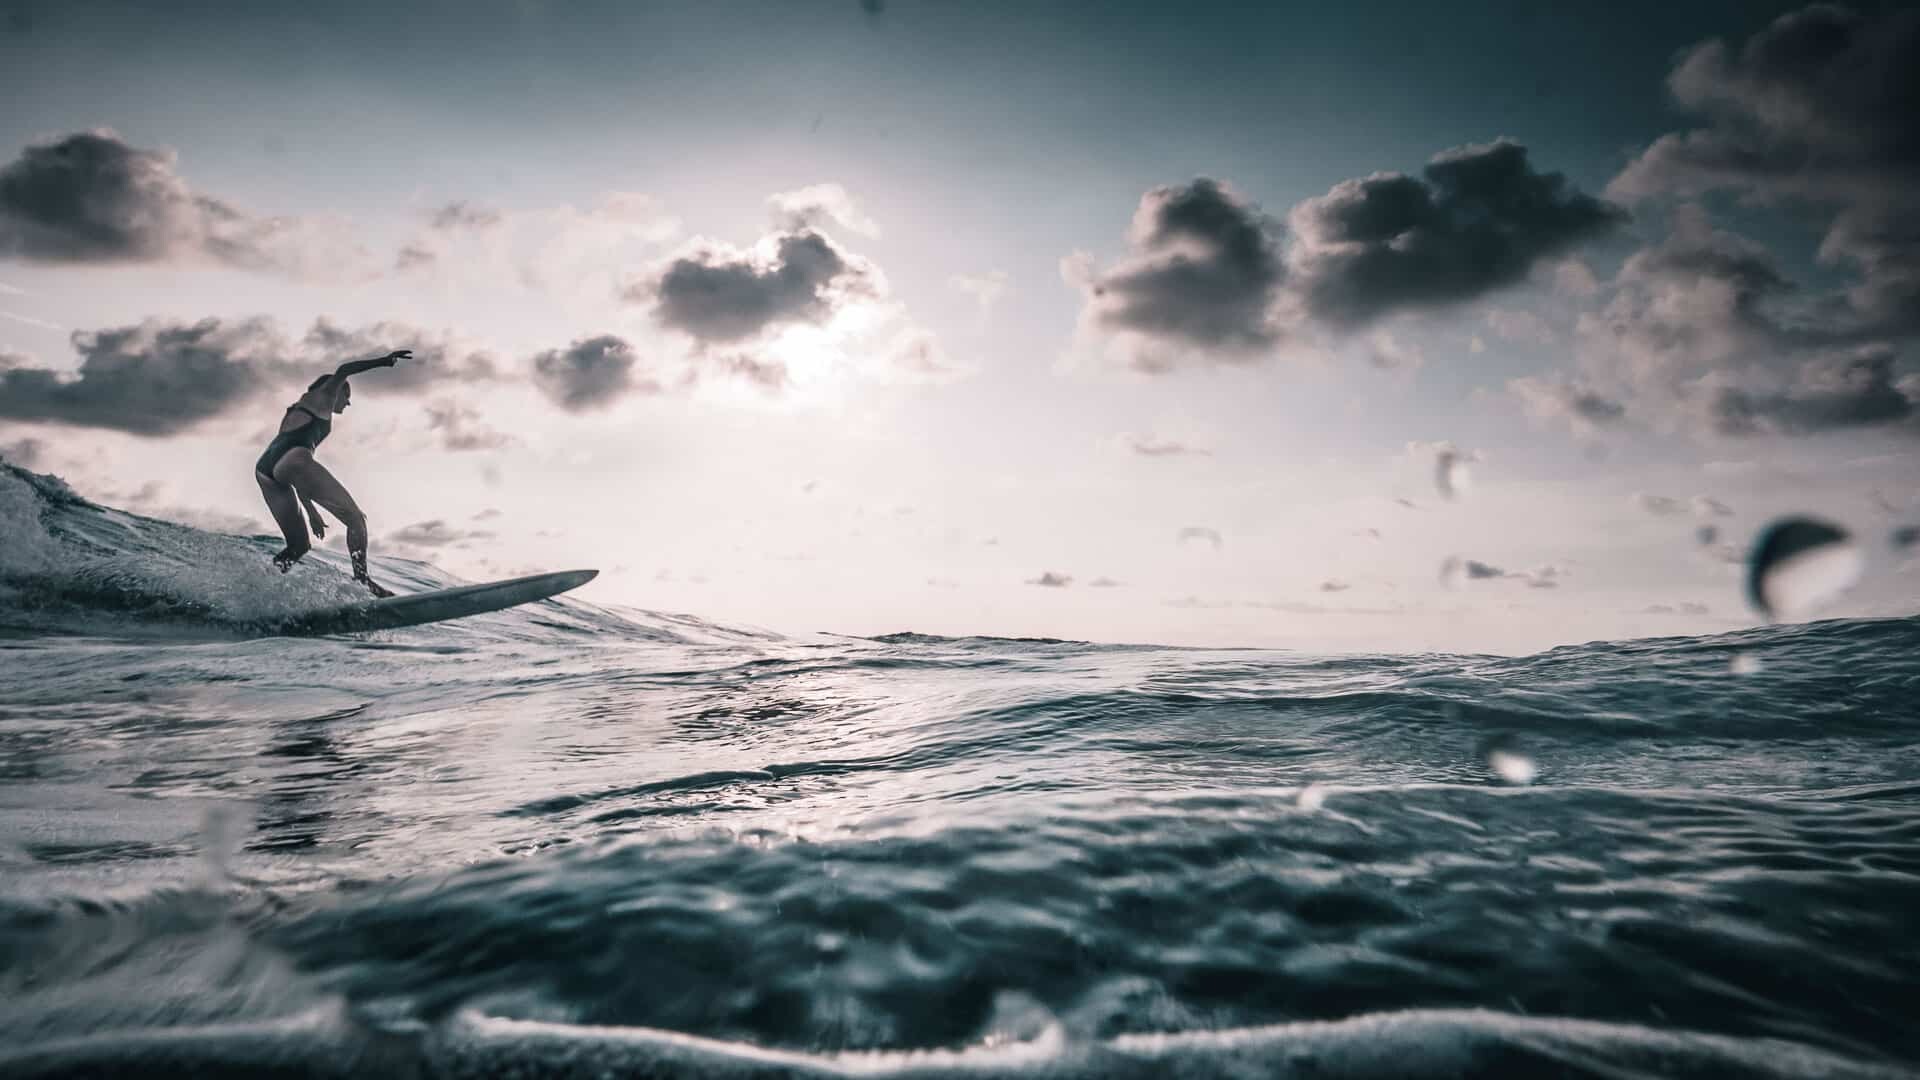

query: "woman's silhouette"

left=254, top=349, right=410, bottom=597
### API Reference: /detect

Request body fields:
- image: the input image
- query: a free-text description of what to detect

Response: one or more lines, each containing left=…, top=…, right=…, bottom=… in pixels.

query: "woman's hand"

left=384, top=349, right=412, bottom=365
left=309, top=513, right=328, bottom=538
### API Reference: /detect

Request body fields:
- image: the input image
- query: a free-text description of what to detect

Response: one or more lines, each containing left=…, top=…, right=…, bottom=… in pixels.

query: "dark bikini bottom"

left=255, top=431, right=316, bottom=480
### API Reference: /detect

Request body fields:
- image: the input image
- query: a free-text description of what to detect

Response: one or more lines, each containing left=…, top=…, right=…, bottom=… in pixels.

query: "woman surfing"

left=254, top=348, right=410, bottom=597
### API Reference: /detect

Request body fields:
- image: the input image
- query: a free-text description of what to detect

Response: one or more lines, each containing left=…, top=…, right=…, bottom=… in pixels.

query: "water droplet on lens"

left=199, top=802, right=251, bottom=886
left=1729, top=651, right=1763, bottom=676
left=1745, top=516, right=1863, bottom=622
left=1695, top=524, right=1718, bottom=546
left=1487, top=749, right=1537, bottom=785
left=1893, top=525, right=1919, bottom=552
left=1435, top=448, right=1472, bottom=500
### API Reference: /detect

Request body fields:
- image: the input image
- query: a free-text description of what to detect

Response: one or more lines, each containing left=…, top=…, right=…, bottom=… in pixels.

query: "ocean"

left=3, top=460, right=1917, bottom=1079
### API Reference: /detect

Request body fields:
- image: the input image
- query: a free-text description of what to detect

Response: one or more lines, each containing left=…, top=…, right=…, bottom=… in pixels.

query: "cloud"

left=530, top=334, right=657, bottom=412
left=1691, top=495, right=1734, bottom=517
left=395, top=244, right=436, bottom=272
left=1643, top=602, right=1711, bottom=616
left=1177, top=525, right=1224, bottom=549
left=1123, top=433, right=1211, bottom=457
left=638, top=230, right=879, bottom=345
left=1522, top=565, right=1566, bottom=589
left=1546, top=7, right=1920, bottom=442
left=1026, top=571, right=1072, bottom=587
left=1439, top=556, right=1566, bottom=589
left=428, top=201, right=504, bottom=231
left=1634, top=493, right=1687, bottom=517
left=1527, top=204, right=1920, bottom=439
left=0, top=314, right=511, bottom=436
left=1365, top=329, right=1424, bottom=370
left=951, top=270, right=1010, bottom=313
left=767, top=183, right=880, bottom=238
left=1088, top=576, right=1123, bottom=588
left=472, top=507, right=502, bottom=521
left=1070, top=142, right=1619, bottom=371
left=1609, top=5, right=1920, bottom=332
left=0, top=130, right=367, bottom=279
left=1067, top=178, right=1287, bottom=370
left=423, top=399, right=513, bottom=452
left=1286, top=139, right=1625, bottom=329
left=1508, top=375, right=1627, bottom=433
left=0, top=318, right=286, bottom=435
left=302, top=318, right=499, bottom=395
left=1318, top=579, right=1351, bottom=593
left=1554, top=259, right=1600, bottom=297
left=1485, top=308, right=1556, bottom=346
left=703, top=353, right=790, bottom=392
left=386, top=519, right=496, bottom=547
left=1709, top=347, right=1915, bottom=436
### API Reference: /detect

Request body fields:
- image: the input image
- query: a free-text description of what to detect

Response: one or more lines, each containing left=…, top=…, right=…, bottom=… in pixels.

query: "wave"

left=0, top=461, right=775, bottom=645
left=4, top=1003, right=1910, bottom=1079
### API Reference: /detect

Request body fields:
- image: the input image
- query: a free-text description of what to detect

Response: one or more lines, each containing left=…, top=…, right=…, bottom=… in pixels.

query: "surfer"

left=254, top=349, right=411, bottom=597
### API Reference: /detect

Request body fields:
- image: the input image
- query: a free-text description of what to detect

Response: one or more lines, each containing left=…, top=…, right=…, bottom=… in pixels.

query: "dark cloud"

left=531, top=334, right=656, bottom=412
left=0, top=435, right=44, bottom=466
left=1461, top=559, right=1507, bottom=580
left=0, top=317, right=285, bottom=435
left=1610, top=5, right=1920, bottom=336
left=428, top=201, right=503, bottom=231
left=0, top=130, right=363, bottom=277
left=302, top=318, right=498, bottom=395
left=1710, top=347, right=1916, bottom=436
left=1537, top=206, right=1920, bottom=440
left=1509, top=375, right=1627, bottom=430
left=641, top=231, right=875, bottom=345
left=1319, top=580, right=1351, bottom=593
left=1071, top=178, right=1286, bottom=365
left=424, top=399, right=513, bottom=452
left=387, top=519, right=496, bottom=547
left=0, top=131, right=209, bottom=263
left=0, top=315, right=503, bottom=436
left=1026, top=571, right=1072, bottom=587
left=1288, top=139, right=1625, bottom=328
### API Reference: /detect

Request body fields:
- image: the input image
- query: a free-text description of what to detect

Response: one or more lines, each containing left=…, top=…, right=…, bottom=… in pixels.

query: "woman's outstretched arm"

left=333, top=349, right=411, bottom=379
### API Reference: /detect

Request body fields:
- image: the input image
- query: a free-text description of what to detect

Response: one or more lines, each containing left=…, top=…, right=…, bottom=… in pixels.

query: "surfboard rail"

left=266, top=569, right=598, bottom=637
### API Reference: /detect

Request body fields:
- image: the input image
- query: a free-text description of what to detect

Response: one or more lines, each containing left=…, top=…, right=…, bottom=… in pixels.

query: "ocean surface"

left=2, top=460, right=1917, bottom=1079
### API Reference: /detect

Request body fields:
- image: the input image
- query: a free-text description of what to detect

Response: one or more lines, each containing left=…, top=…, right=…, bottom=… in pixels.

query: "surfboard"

left=266, top=569, right=598, bottom=637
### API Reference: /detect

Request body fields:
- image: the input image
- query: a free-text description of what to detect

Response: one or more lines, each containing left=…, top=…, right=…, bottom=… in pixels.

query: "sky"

left=1, top=0, right=1917, bottom=653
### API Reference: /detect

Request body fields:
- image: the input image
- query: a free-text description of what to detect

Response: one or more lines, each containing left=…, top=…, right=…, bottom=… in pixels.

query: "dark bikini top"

left=280, top=405, right=333, bottom=452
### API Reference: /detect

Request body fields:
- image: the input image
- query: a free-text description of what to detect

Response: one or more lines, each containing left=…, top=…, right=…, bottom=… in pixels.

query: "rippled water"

left=2, top=462, right=1918, bottom=1078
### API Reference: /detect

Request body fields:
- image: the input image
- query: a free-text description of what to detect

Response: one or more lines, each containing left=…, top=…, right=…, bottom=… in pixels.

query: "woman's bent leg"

left=274, top=453, right=391, bottom=596
left=255, top=471, right=310, bottom=571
